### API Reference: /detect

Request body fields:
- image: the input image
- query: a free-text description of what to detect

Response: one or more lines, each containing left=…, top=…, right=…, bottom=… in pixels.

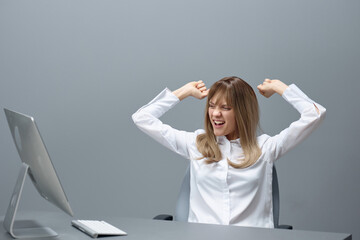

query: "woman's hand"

left=257, top=79, right=288, bottom=98
left=173, top=80, right=209, bottom=101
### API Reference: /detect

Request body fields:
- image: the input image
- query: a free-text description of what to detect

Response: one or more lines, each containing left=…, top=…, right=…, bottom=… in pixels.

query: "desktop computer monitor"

left=3, top=108, right=73, bottom=239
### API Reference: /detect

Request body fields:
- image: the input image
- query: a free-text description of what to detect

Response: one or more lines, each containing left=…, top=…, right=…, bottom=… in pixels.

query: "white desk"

left=0, top=212, right=352, bottom=240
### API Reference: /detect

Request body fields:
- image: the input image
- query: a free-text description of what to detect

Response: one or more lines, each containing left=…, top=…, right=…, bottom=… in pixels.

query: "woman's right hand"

left=173, top=80, right=209, bottom=101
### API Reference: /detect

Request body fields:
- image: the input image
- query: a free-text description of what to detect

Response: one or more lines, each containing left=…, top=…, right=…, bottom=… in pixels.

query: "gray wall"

left=1, top=0, right=359, bottom=238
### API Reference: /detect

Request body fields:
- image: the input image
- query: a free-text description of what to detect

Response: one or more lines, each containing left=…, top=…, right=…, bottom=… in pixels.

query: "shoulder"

left=187, top=129, right=205, bottom=143
left=178, top=129, right=205, bottom=143
left=186, top=129, right=205, bottom=158
left=194, top=129, right=206, bottom=135
left=257, top=134, right=271, bottom=148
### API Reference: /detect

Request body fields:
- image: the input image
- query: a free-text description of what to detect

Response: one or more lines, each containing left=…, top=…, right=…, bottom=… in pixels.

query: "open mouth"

left=213, top=120, right=225, bottom=126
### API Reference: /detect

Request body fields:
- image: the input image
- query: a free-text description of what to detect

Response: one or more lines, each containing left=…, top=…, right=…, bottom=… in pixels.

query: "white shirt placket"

left=220, top=140, right=231, bottom=225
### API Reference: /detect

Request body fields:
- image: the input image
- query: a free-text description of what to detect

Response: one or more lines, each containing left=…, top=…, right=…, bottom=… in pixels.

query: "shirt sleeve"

left=132, top=88, right=195, bottom=160
left=263, top=84, right=327, bottom=162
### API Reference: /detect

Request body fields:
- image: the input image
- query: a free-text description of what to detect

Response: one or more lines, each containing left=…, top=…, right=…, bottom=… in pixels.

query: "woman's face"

left=208, top=96, right=238, bottom=140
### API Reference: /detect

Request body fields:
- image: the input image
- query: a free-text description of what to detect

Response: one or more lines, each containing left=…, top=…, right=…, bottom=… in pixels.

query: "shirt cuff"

left=282, top=84, right=314, bottom=113
left=165, top=87, right=181, bottom=103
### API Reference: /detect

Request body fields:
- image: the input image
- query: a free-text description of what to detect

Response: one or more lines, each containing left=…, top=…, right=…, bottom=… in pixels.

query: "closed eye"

left=209, top=102, right=231, bottom=110
left=222, top=106, right=231, bottom=110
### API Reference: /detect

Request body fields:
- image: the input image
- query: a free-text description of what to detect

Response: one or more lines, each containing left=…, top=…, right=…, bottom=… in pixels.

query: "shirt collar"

left=216, top=136, right=240, bottom=145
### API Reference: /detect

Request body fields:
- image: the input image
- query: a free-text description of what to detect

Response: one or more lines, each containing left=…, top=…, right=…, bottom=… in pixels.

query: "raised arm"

left=132, top=80, right=209, bottom=160
left=256, top=78, right=326, bottom=162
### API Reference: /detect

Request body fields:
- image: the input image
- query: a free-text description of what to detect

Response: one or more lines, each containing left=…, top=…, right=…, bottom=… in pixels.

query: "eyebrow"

left=209, top=101, right=231, bottom=107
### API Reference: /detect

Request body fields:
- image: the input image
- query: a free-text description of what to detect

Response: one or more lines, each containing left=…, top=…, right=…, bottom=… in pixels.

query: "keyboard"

left=71, top=220, right=127, bottom=238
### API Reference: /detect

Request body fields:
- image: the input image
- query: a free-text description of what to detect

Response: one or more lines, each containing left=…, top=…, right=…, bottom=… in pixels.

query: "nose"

left=212, top=108, right=222, bottom=117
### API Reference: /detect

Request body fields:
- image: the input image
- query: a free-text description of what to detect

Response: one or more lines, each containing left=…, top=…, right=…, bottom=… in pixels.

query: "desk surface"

left=0, top=212, right=352, bottom=240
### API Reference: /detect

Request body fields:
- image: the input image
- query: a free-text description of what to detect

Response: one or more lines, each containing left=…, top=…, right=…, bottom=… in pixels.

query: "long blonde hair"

left=196, top=76, right=261, bottom=169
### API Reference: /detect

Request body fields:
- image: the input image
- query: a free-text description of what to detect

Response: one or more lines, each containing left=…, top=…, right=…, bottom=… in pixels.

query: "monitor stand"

left=3, top=163, right=58, bottom=239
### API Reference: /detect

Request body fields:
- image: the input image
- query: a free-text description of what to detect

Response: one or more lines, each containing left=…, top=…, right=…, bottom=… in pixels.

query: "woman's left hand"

left=257, top=79, right=288, bottom=98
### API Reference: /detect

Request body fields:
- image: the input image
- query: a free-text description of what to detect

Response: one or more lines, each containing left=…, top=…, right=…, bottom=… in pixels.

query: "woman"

left=132, top=76, right=326, bottom=228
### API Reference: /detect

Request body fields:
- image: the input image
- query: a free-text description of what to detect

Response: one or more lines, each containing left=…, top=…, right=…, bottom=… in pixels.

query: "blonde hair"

left=196, top=76, right=261, bottom=169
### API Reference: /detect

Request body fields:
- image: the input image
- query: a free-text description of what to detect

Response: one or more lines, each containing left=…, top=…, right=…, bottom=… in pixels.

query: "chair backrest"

left=174, top=164, right=281, bottom=227
left=272, top=165, right=280, bottom=228
left=174, top=165, right=191, bottom=222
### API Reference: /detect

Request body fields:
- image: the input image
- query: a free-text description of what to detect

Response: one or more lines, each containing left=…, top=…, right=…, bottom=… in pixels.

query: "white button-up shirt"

left=132, top=84, right=326, bottom=228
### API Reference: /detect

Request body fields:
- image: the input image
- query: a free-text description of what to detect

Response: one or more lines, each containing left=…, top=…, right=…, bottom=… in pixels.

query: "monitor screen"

left=4, top=108, right=73, bottom=216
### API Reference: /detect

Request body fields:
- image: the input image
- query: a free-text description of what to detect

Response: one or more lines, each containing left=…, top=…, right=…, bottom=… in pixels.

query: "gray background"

left=0, top=0, right=359, bottom=239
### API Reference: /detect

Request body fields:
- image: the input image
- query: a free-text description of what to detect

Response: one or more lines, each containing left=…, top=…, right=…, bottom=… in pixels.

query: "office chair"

left=154, top=164, right=293, bottom=230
